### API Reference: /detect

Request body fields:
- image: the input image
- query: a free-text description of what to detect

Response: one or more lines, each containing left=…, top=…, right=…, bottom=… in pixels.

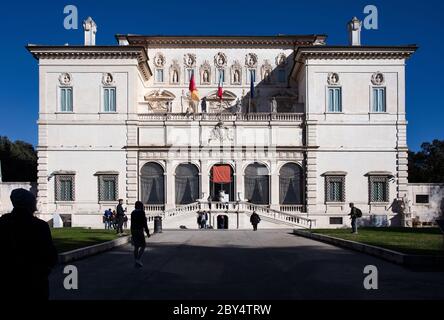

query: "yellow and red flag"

left=189, top=72, right=199, bottom=101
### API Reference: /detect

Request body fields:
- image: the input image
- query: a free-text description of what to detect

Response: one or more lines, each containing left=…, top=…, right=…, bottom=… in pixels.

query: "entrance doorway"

left=217, top=215, right=229, bottom=229
left=209, top=164, right=234, bottom=201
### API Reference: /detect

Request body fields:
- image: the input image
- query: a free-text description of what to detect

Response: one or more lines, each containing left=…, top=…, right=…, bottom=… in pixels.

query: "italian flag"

left=217, top=72, right=224, bottom=100
left=189, top=72, right=199, bottom=101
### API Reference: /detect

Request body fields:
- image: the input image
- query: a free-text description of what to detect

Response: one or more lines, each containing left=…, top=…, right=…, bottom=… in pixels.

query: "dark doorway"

left=210, top=164, right=235, bottom=201
left=175, top=163, right=200, bottom=204
left=217, top=215, right=229, bottom=229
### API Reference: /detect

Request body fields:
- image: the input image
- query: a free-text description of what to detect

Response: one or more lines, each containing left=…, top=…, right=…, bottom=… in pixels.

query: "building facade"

left=27, top=17, right=418, bottom=229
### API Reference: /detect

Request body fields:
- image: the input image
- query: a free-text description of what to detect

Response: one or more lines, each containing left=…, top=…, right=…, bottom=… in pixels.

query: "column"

left=165, top=160, right=175, bottom=210
left=201, top=159, right=209, bottom=200
left=235, top=160, right=244, bottom=201
left=305, top=119, right=318, bottom=215
left=270, top=161, right=279, bottom=210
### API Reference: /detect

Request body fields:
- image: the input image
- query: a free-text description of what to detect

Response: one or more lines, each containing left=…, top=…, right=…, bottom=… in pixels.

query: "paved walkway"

left=49, top=230, right=444, bottom=300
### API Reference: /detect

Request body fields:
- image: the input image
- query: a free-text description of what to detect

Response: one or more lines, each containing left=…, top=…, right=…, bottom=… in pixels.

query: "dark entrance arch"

left=209, top=164, right=235, bottom=201
left=175, top=163, right=200, bottom=205
left=244, top=163, right=270, bottom=205
left=140, top=162, right=165, bottom=205
left=279, top=163, right=304, bottom=205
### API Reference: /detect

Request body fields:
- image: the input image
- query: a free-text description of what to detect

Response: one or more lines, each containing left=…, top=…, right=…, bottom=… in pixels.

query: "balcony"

left=138, top=112, right=304, bottom=122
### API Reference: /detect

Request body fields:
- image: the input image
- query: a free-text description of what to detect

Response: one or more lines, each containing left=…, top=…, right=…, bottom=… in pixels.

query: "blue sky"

left=0, top=0, right=442, bottom=150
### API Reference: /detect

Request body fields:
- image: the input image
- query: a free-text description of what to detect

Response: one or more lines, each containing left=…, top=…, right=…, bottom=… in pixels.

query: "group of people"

left=103, top=199, right=129, bottom=235
left=197, top=211, right=209, bottom=229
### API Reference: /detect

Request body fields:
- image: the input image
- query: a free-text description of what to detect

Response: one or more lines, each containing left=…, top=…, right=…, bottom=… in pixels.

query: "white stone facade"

left=27, top=20, right=418, bottom=229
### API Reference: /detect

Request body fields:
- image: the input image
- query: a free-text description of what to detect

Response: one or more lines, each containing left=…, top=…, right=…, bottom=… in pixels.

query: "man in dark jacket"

left=250, top=211, right=261, bottom=231
left=349, top=203, right=361, bottom=234
left=116, top=199, right=126, bottom=235
left=0, top=188, right=58, bottom=300
left=131, top=201, right=150, bottom=268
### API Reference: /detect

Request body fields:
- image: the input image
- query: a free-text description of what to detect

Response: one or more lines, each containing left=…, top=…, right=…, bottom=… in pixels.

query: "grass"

left=312, top=227, right=444, bottom=256
left=51, top=227, right=122, bottom=253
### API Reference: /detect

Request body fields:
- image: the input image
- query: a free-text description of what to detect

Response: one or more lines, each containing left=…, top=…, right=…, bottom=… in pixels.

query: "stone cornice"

left=295, top=45, right=418, bottom=60
left=116, top=34, right=328, bottom=48
left=26, top=45, right=152, bottom=80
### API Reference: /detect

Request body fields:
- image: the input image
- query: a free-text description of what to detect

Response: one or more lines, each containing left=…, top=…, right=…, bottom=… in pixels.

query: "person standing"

left=0, top=188, right=58, bottom=300
left=131, top=201, right=150, bottom=268
left=200, top=211, right=207, bottom=229
left=250, top=211, right=261, bottom=231
left=103, top=208, right=112, bottom=230
left=116, top=199, right=125, bottom=235
left=349, top=203, right=362, bottom=234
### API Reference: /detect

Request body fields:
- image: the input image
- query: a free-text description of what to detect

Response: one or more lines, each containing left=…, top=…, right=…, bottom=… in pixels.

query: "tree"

left=0, top=136, right=37, bottom=182
left=408, top=139, right=444, bottom=183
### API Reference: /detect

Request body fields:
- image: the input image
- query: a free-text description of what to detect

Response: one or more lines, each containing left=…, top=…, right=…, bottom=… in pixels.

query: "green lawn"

left=51, top=227, right=122, bottom=253
left=312, top=227, right=444, bottom=256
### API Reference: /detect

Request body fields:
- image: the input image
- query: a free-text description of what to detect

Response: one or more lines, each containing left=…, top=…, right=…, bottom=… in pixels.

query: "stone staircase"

left=146, top=201, right=315, bottom=230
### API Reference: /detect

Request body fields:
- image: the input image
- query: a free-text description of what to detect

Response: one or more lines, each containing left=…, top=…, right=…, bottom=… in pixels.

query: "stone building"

left=26, top=17, right=418, bottom=229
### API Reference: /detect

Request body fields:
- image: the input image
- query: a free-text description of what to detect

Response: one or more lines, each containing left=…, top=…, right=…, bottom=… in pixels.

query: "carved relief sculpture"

left=231, top=60, right=242, bottom=85
left=154, top=52, right=166, bottom=68
left=144, top=89, right=175, bottom=112
left=275, top=53, right=287, bottom=66
left=245, top=53, right=258, bottom=68
left=200, top=60, right=211, bottom=85
left=214, top=52, right=227, bottom=69
left=371, top=72, right=385, bottom=85
left=261, top=60, right=273, bottom=84
left=169, top=60, right=181, bottom=84
left=327, top=72, right=340, bottom=85
left=59, top=72, right=72, bottom=85
left=102, top=73, right=114, bottom=86
left=184, top=53, right=196, bottom=68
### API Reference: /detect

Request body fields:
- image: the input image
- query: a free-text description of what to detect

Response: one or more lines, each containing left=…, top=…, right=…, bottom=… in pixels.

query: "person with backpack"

left=349, top=203, right=362, bottom=234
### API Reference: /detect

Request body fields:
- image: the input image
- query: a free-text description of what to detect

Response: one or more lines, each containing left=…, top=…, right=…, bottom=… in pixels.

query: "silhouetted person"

left=250, top=211, right=261, bottom=231
left=0, top=188, right=58, bottom=300
left=131, top=201, right=150, bottom=268
left=349, top=203, right=362, bottom=234
left=116, top=199, right=125, bottom=235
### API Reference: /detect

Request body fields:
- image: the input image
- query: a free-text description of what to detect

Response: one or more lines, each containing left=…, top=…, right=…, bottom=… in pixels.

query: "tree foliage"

left=408, top=139, right=444, bottom=183
left=0, top=136, right=37, bottom=182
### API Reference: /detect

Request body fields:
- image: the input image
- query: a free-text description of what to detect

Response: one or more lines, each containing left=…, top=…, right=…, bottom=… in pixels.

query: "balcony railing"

left=138, top=113, right=304, bottom=122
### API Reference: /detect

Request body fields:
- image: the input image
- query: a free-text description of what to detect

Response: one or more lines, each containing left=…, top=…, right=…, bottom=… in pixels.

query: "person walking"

left=349, top=203, right=362, bottom=234
left=103, top=208, right=112, bottom=229
left=0, top=188, right=58, bottom=300
left=200, top=211, right=207, bottom=229
left=116, top=199, right=126, bottom=235
left=250, top=210, right=261, bottom=231
left=131, top=201, right=151, bottom=268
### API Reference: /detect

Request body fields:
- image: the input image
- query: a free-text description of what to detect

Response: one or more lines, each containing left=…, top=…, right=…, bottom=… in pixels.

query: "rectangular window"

left=369, top=176, right=389, bottom=203
left=186, top=69, right=194, bottom=82
left=328, top=87, right=342, bottom=112
left=60, top=87, right=73, bottom=112
left=330, top=217, right=343, bottom=225
left=372, top=87, right=386, bottom=112
left=249, top=69, right=256, bottom=83
left=98, top=175, right=118, bottom=202
left=415, top=195, right=429, bottom=204
left=325, top=176, right=345, bottom=203
left=156, top=69, right=164, bottom=82
left=218, top=69, right=225, bottom=83
left=55, top=175, right=75, bottom=201
left=278, top=69, right=286, bottom=83
left=103, top=87, right=116, bottom=112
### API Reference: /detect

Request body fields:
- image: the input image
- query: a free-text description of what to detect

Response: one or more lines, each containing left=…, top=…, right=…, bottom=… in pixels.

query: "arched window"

left=279, top=163, right=304, bottom=205
left=175, top=163, right=200, bottom=204
left=140, top=163, right=165, bottom=205
left=245, top=163, right=269, bottom=205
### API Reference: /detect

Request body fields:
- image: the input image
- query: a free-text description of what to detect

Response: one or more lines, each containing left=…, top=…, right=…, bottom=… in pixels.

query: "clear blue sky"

left=0, top=0, right=442, bottom=151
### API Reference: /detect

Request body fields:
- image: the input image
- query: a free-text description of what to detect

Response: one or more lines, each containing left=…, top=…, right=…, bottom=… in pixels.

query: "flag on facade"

left=189, top=71, right=199, bottom=101
left=217, top=72, right=224, bottom=100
